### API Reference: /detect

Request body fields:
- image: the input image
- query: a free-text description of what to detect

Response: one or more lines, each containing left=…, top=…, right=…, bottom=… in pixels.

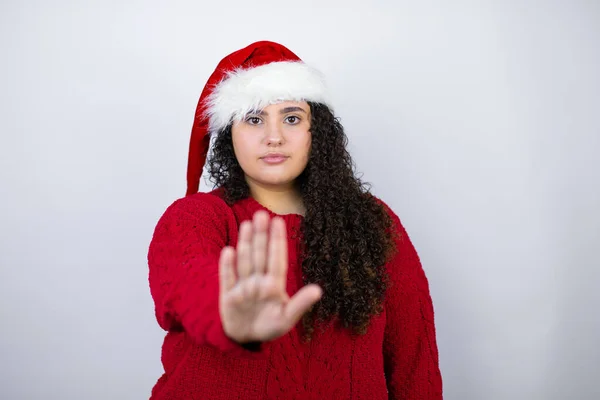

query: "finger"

left=267, top=217, right=288, bottom=288
left=251, top=211, right=270, bottom=274
left=237, top=221, right=253, bottom=279
left=283, top=284, right=323, bottom=326
left=219, top=246, right=237, bottom=293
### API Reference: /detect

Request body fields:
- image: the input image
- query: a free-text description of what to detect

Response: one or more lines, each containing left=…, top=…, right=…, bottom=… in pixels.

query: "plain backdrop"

left=1, top=1, right=598, bottom=399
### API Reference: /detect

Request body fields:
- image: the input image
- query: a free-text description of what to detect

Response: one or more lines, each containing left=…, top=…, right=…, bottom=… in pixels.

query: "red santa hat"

left=186, top=40, right=333, bottom=196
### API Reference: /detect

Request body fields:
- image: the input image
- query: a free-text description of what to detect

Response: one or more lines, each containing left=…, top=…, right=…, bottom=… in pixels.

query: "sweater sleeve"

left=382, top=208, right=443, bottom=399
left=147, top=193, right=268, bottom=359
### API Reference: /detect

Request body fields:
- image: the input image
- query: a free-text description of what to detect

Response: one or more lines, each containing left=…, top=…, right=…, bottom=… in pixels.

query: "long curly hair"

left=206, top=102, right=397, bottom=339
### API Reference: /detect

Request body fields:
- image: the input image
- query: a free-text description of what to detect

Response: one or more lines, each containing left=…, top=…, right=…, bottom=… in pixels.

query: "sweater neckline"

left=242, top=196, right=305, bottom=225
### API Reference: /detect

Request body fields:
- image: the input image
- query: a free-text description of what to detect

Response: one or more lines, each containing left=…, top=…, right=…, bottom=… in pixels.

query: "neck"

left=247, top=178, right=305, bottom=216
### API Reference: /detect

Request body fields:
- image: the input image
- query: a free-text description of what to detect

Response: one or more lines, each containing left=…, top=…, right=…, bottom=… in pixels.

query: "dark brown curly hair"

left=207, top=102, right=397, bottom=339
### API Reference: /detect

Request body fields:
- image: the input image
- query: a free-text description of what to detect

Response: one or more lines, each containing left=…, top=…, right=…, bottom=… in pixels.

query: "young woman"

left=148, top=40, right=443, bottom=399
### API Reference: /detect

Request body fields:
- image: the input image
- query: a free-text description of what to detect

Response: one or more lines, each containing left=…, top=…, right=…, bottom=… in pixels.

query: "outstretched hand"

left=219, top=210, right=323, bottom=344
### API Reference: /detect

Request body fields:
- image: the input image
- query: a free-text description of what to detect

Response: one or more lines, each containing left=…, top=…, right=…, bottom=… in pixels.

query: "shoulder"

left=164, top=188, right=231, bottom=218
left=369, top=194, right=405, bottom=236
left=370, top=194, right=425, bottom=281
left=152, top=188, right=236, bottom=240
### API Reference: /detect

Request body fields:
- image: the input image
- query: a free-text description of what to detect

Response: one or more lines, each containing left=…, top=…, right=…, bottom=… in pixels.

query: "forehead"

left=260, top=100, right=310, bottom=112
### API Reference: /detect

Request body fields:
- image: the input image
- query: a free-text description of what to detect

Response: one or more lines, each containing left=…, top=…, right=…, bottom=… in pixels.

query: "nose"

left=265, top=121, right=284, bottom=146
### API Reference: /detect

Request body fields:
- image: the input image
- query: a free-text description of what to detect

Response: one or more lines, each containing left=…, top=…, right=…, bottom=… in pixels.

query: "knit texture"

left=147, top=189, right=443, bottom=399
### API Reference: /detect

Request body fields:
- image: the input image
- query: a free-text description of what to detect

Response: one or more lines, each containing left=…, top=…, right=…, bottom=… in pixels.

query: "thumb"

left=283, top=284, right=323, bottom=327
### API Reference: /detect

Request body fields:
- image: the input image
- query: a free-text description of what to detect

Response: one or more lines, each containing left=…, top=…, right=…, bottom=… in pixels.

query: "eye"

left=285, top=115, right=301, bottom=124
left=245, top=116, right=262, bottom=125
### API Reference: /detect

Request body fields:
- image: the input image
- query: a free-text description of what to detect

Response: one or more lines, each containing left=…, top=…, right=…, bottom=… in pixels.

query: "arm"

left=383, top=209, right=443, bottom=399
left=147, top=193, right=267, bottom=359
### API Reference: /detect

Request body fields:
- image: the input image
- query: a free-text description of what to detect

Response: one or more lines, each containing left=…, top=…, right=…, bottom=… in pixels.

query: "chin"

left=261, top=178, right=295, bottom=187
left=254, top=173, right=298, bottom=187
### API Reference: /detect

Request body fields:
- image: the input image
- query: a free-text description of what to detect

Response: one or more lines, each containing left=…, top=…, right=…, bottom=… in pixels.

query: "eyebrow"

left=255, top=106, right=308, bottom=116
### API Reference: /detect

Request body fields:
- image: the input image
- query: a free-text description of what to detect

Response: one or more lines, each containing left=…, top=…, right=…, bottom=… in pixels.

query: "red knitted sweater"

left=147, top=189, right=442, bottom=399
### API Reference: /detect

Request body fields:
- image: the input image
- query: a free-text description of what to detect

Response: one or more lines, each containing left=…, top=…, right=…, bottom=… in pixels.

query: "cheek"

left=284, top=134, right=311, bottom=176
left=299, top=133, right=312, bottom=163
left=232, top=132, right=255, bottom=165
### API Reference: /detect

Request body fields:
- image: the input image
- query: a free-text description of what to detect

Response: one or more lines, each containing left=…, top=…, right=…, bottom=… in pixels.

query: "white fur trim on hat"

left=204, top=61, right=331, bottom=133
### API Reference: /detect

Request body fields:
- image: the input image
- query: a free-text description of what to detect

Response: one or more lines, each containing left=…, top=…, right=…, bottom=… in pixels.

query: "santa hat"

left=186, top=40, right=333, bottom=196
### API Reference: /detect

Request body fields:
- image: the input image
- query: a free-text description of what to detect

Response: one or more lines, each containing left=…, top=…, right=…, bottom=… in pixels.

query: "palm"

left=218, top=210, right=322, bottom=344
left=221, top=280, right=290, bottom=340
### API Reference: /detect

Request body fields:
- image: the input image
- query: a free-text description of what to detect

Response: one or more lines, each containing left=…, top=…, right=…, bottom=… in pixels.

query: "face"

left=231, top=101, right=312, bottom=190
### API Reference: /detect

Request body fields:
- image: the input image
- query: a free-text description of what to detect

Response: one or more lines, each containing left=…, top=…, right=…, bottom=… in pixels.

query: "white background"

left=1, top=1, right=598, bottom=399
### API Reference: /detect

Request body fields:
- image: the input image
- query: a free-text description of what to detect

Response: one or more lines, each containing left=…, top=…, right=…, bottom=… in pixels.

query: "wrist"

left=240, top=340, right=262, bottom=352
left=225, top=330, right=262, bottom=352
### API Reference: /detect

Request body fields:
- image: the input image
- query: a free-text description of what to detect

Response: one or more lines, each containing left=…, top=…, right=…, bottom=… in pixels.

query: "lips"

left=260, top=153, right=289, bottom=164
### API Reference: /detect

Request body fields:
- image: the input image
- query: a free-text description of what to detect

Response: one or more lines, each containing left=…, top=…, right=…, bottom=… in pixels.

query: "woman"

left=148, top=40, right=443, bottom=399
